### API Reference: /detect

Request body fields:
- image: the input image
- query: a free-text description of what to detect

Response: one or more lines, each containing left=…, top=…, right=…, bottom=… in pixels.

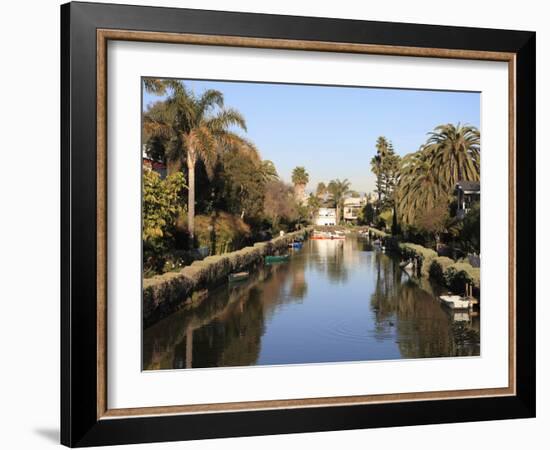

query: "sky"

left=143, top=79, right=480, bottom=194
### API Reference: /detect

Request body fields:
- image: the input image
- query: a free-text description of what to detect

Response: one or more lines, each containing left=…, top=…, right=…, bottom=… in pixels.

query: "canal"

left=143, top=236, right=480, bottom=370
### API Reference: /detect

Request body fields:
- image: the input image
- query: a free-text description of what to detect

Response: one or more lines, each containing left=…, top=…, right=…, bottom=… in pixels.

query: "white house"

left=315, top=207, right=337, bottom=226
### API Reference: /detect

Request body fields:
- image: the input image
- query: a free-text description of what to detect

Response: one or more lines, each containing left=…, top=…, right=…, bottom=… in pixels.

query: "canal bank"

left=143, top=228, right=312, bottom=327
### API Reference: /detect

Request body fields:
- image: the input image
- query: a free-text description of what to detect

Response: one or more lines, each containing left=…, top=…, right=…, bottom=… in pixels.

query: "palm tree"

left=395, top=124, right=480, bottom=227
left=143, top=80, right=257, bottom=240
left=316, top=182, right=327, bottom=199
left=426, top=123, right=480, bottom=190
left=291, top=166, right=309, bottom=203
left=396, top=149, right=445, bottom=225
left=327, top=178, right=351, bottom=224
left=259, top=160, right=279, bottom=183
left=307, top=194, right=321, bottom=220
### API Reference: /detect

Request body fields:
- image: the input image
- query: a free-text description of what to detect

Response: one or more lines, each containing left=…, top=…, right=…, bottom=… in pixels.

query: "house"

left=343, top=196, right=367, bottom=223
left=455, top=180, right=480, bottom=219
left=143, top=157, right=167, bottom=179
left=315, top=207, right=337, bottom=226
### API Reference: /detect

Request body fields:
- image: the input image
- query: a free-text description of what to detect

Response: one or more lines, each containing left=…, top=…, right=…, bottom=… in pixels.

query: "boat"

left=439, top=295, right=473, bottom=310
left=265, top=254, right=290, bottom=264
left=311, top=230, right=346, bottom=240
left=228, top=271, right=249, bottom=282
left=288, top=241, right=303, bottom=249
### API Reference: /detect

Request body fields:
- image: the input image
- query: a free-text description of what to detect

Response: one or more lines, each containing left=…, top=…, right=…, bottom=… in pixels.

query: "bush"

left=194, top=212, right=251, bottom=255
left=429, top=256, right=455, bottom=284
left=444, top=267, right=473, bottom=294
left=446, top=262, right=480, bottom=288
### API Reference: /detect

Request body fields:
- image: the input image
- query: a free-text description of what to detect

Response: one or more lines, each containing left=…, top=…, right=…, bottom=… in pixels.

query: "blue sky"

left=143, top=79, right=480, bottom=193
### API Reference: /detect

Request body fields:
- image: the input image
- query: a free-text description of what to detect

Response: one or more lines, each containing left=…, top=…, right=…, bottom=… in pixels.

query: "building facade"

left=455, top=181, right=480, bottom=219
left=343, top=196, right=367, bottom=223
left=315, top=207, right=337, bottom=226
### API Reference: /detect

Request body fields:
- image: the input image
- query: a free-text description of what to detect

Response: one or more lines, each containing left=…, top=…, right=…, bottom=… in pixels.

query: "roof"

left=456, top=180, right=480, bottom=192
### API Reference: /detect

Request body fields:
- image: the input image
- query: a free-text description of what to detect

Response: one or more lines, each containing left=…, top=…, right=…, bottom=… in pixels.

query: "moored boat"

left=228, top=271, right=250, bottom=282
left=265, top=254, right=290, bottom=264
left=288, top=241, right=303, bottom=249
left=439, top=295, right=473, bottom=310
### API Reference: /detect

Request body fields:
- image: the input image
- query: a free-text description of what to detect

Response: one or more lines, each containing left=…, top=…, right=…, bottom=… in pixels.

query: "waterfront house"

left=455, top=180, right=480, bottom=219
left=315, top=207, right=337, bottom=226
left=343, top=196, right=367, bottom=223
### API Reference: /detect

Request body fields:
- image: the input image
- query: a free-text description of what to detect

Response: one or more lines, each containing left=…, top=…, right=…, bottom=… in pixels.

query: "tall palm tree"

left=327, top=178, right=351, bottom=225
left=143, top=80, right=257, bottom=240
left=426, top=123, right=480, bottom=190
left=291, top=166, right=309, bottom=203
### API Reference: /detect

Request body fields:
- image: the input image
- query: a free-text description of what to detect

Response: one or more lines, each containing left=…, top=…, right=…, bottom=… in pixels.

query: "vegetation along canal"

left=143, top=236, right=480, bottom=370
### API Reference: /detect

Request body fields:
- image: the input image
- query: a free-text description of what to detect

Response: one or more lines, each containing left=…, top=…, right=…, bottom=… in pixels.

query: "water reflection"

left=143, top=237, right=479, bottom=370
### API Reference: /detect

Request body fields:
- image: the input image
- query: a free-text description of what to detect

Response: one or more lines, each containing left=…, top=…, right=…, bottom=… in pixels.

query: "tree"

left=316, top=182, right=327, bottom=199
left=259, top=160, right=279, bottom=183
left=327, top=178, right=351, bottom=225
left=142, top=170, right=187, bottom=250
left=143, top=79, right=258, bottom=241
left=426, top=123, right=480, bottom=190
left=458, top=202, right=480, bottom=253
left=396, top=149, right=446, bottom=226
left=414, top=198, right=449, bottom=244
left=221, top=150, right=266, bottom=221
left=307, top=194, right=321, bottom=220
left=263, top=180, right=298, bottom=231
left=363, top=202, right=375, bottom=225
left=291, top=166, right=309, bottom=204
left=370, top=137, right=401, bottom=231
left=396, top=124, right=480, bottom=228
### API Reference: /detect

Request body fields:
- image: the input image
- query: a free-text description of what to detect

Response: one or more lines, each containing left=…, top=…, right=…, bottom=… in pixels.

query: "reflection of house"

left=315, top=207, right=336, bottom=226
left=455, top=181, right=480, bottom=219
left=343, top=197, right=367, bottom=223
left=143, top=157, right=167, bottom=179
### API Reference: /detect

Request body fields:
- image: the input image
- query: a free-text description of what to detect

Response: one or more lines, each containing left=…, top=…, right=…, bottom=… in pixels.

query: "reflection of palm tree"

left=290, top=265, right=308, bottom=300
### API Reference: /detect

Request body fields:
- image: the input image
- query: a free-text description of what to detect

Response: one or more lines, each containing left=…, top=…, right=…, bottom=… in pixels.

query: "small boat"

left=265, top=254, right=290, bottom=264
left=439, top=295, right=472, bottom=310
left=228, top=271, right=249, bottom=282
left=288, top=241, right=303, bottom=249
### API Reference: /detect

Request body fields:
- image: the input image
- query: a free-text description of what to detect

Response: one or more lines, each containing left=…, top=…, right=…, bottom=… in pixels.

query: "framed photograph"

left=61, top=1, right=536, bottom=447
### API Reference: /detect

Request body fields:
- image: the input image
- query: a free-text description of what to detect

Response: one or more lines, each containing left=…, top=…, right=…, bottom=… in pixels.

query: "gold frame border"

left=96, top=29, right=517, bottom=420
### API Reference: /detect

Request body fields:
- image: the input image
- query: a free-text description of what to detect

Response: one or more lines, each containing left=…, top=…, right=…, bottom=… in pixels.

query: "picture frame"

left=61, top=1, right=536, bottom=447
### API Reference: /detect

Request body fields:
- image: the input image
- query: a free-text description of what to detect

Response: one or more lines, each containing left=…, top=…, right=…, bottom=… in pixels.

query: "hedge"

left=428, top=256, right=455, bottom=284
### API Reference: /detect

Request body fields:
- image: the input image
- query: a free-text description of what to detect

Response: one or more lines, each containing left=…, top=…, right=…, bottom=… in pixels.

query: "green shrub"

left=444, top=267, right=473, bottom=294
left=446, top=262, right=480, bottom=288
left=398, top=243, right=437, bottom=277
left=429, top=256, right=455, bottom=284
left=194, top=212, right=251, bottom=255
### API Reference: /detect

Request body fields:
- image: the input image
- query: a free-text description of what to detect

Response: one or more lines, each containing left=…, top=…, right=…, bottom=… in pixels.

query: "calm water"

left=143, top=237, right=480, bottom=370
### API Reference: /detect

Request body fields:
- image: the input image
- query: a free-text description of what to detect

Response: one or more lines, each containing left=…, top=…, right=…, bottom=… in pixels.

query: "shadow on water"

left=143, top=236, right=479, bottom=370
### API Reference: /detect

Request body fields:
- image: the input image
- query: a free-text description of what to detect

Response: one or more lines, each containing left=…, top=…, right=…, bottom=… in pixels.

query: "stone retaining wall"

left=143, top=228, right=311, bottom=328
